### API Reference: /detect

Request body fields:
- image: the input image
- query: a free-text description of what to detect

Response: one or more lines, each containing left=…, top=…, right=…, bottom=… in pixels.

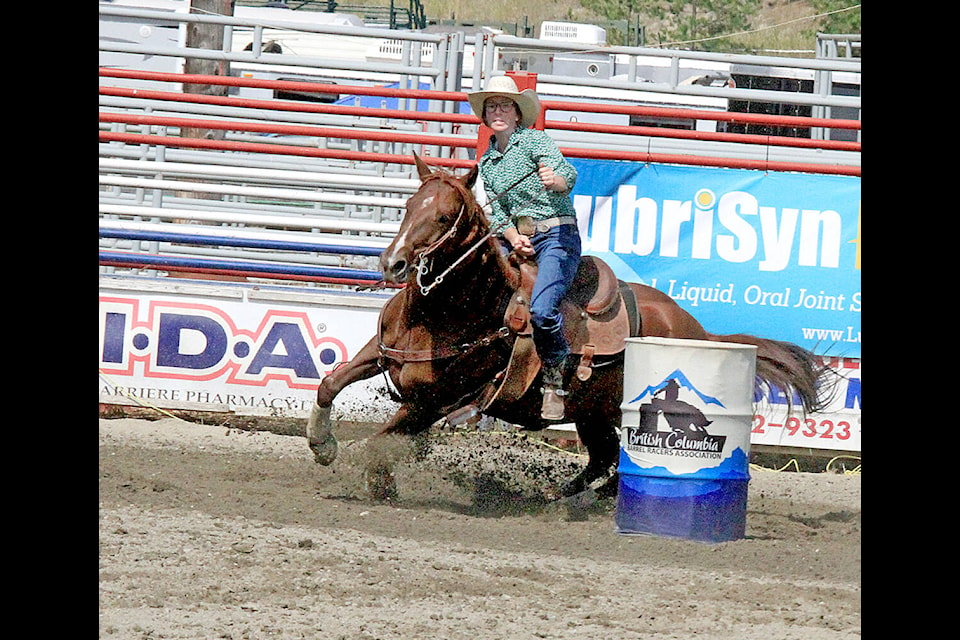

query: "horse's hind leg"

left=561, top=418, right=620, bottom=497
left=560, top=367, right=622, bottom=497
left=308, top=335, right=383, bottom=465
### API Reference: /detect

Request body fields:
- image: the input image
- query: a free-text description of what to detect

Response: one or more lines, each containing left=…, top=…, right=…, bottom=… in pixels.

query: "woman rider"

left=468, top=75, right=581, bottom=420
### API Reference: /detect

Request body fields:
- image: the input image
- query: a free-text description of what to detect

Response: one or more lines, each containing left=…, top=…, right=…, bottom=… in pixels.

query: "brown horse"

left=306, top=154, right=834, bottom=500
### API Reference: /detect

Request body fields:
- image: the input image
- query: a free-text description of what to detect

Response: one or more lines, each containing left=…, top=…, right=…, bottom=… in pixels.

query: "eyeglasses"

left=484, top=100, right=516, bottom=113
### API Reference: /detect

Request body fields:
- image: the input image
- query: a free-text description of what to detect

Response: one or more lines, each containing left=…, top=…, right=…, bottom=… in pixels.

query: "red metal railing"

left=99, top=111, right=478, bottom=151
left=99, top=67, right=860, bottom=176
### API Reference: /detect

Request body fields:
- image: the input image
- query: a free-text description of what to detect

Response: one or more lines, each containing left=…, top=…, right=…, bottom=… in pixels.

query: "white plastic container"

left=616, top=337, right=757, bottom=542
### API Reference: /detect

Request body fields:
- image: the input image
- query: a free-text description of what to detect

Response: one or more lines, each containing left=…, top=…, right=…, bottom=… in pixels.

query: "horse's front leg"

left=365, top=401, right=441, bottom=501
left=308, top=335, right=384, bottom=465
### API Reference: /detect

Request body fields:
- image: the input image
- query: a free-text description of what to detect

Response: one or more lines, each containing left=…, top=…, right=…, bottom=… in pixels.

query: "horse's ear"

left=462, top=163, right=479, bottom=189
left=413, top=152, right=432, bottom=180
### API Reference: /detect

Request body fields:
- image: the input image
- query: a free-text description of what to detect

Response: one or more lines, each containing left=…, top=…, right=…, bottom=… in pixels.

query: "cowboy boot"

left=541, top=362, right=566, bottom=421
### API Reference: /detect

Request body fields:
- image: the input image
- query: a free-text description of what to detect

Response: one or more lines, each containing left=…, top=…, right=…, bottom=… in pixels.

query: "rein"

left=376, top=280, right=515, bottom=366
left=416, top=227, right=492, bottom=296
left=379, top=325, right=511, bottom=364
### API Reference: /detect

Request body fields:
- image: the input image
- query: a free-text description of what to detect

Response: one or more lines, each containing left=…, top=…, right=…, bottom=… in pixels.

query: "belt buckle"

left=516, top=216, right=535, bottom=236
left=536, top=220, right=551, bottom=233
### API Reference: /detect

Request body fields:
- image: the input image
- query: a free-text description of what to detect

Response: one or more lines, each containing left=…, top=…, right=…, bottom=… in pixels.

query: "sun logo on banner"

left=849, top=201, right=861, bottom=269
left=694, top=188, right=715, bottom=210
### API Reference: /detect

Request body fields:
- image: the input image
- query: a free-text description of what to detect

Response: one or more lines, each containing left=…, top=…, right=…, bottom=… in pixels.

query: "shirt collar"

left=486, top=126, right=527, bottom=157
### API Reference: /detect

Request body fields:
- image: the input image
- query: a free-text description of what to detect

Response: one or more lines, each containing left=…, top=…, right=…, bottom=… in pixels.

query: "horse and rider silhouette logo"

left=641, top=378, right=712, bottom=438
left=626, top=373, right=728, bottom=451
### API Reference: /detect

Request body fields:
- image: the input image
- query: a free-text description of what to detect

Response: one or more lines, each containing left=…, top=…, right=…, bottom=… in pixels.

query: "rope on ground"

left=97, top=383, right=856, bottom=473
left=750, top=454, right=861, bottom=475
left=99, top=369, right=181, bottom=421
left=750, top=459, right=802, bottom=473
left=430, top=424, right=588, bottom=458
left=826, top=455, right=861, bottom=475
left=521, top=432, right=588, bottom=458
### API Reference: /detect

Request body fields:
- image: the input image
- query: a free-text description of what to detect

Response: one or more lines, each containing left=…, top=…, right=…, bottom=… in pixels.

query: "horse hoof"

left=563, top=488, right=598, bottom=521
left=306, top=404, right=338, bottom=465
left=558, top=464, right=617, bottom=498
left=309, top=435, right=339, bottom=466
left=557, top=477, right=586, bottom=498
left=594, top=472, right=620, bottom=499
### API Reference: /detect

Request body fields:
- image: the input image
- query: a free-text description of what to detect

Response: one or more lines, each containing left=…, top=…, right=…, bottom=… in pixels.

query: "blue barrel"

left=615, top=337, right=757, bottom=543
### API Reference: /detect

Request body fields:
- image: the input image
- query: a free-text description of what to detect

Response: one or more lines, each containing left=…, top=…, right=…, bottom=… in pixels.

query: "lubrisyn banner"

left=568, top=160, right=861, bottom=358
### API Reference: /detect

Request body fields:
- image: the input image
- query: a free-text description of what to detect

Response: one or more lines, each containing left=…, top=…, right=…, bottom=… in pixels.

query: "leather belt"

left=515, top=215, right=576, bottom=236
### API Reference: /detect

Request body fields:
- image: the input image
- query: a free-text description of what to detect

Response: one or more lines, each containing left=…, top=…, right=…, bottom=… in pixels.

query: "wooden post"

left=182, top=0, right=234, bottom=142
left=177, top=1, right=246, bottom=281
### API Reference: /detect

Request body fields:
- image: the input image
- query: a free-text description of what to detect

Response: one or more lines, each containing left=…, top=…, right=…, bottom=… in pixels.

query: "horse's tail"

left=706, top=333, right=837, bottom=414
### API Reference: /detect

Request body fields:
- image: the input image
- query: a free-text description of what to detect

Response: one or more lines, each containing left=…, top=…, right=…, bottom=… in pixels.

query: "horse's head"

left=380, top=153, right=485, bottom=285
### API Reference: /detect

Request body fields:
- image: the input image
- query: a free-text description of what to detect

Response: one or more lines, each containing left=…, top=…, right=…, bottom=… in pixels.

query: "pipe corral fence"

left=99, top=2, right=859, bottom=285
left=99, top=3, right=861, bottom=457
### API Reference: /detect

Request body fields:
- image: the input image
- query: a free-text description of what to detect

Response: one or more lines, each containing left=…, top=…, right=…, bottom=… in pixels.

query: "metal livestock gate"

left=98, top=2, right=860, bottom=457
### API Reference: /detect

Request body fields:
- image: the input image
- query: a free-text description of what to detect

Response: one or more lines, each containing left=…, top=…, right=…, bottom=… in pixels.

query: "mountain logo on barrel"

left=627, top=368, right=723, bottom=407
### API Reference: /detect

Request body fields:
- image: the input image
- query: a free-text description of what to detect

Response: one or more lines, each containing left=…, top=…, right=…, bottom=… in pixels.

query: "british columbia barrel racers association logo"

left=623, top=372, right=728, bottom=458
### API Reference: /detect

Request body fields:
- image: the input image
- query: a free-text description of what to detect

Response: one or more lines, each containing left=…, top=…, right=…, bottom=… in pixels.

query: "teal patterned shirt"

left=478, top=126, right=578, bottom=236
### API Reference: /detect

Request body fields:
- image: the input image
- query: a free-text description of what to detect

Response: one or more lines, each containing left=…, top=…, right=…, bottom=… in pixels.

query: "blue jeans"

left=502, top=223, right=582, bottom=366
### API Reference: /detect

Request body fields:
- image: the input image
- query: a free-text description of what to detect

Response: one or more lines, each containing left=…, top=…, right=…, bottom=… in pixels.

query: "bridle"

left=376, top=166, right=540, bottom=372
left=378, top=174, right=513, bottom=370
left=412, top=176, right=493, bottom=296
left=413, top=166, right=538, bottom=296
left=416, top=228, right=493, bottom=296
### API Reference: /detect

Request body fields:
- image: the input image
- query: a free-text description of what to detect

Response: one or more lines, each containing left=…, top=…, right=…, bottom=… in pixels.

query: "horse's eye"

left=438, top=214, right=451, bottom=224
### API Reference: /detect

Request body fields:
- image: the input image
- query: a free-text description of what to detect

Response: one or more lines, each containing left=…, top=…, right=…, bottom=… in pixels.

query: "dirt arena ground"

left=99, top=416, right=860, bottom=639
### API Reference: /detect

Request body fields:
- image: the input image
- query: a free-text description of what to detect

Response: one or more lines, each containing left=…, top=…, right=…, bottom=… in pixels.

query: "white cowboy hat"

left=468, top=75, right=541, bottom=128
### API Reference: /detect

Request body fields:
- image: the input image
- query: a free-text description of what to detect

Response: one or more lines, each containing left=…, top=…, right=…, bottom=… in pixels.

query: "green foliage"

left=279, top=0, right=860, bottom=54
left=809, top=0, right=861, bottom=34
left=580, top=0, right=761, bottom=49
